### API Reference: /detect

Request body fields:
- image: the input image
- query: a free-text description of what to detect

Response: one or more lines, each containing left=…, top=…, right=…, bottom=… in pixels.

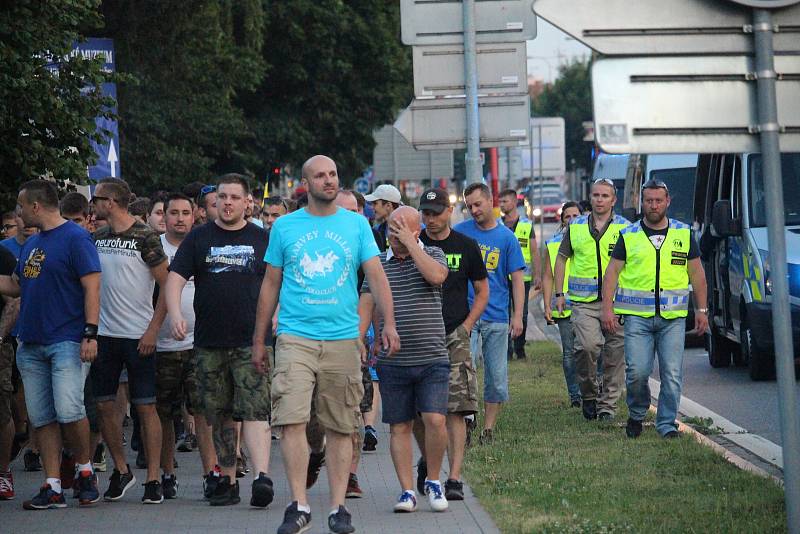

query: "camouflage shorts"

left=360, top=365, right=374, bottom=413
left=195, top=346, right=271, bottom=422
left=0, top=343, right=13, bottom=426
left=447, top=325, right=479, bottom=415
left=155, top=349, right=200, bottom=420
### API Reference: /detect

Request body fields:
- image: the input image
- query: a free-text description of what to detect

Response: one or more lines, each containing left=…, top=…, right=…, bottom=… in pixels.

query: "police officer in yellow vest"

left=601, top=179, right=708, bottom=439
left=498, top=189, right=541, bottom=360
left=554, top=179, right=630, bottom=421
left=543, top=201, right=582, bottom=407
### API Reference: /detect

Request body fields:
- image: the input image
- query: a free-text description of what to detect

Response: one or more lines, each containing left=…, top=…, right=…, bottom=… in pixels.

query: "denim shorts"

left=376, top=361, right=450, bottom=424
left=15, top=341, right=89, bottom=428
left=470, top=320, right=510, bottom=403
left=90, top=336, right=156, bottom=405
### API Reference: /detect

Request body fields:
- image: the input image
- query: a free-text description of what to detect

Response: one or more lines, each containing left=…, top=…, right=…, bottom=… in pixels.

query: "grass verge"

left=464, top=341, right=786, bottom=533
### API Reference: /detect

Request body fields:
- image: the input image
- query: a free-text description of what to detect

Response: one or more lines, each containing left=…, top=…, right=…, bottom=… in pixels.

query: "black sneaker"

left=104, top=466, right=136, bottom=501
left=306, top=449, right=325, bottom=489
left=598, top=412, right=614, bottom=422
left=23, top=450, right=42, bottom=472
left=142, top=480, right=163, bottom=504
left=582, top=399, right=598, bottom=420
left=250, top=472, right=274, bottom=508
left=328, top=505, right=355, bottom=534
left=444, top=479, right=464, bottom=501
left=362, top=426, right=377, bottom=452
left=625, top=418, right=643, bottom=439
left=663, top=430, right=681, bottom=439
left=203, top=472, right=220, bottom=500
left=277, top=501, right=312, bottom=534
left=92, top=443, right=107, bottom=472
left=162, top=474, right=178, bottom=499
left=235, top=454, right=249, bottom=478
left=570, top=399, right=582, bottom=408
left=209, top=475, right=240, bottom=506
left=416, top=457, right=427, bottom=495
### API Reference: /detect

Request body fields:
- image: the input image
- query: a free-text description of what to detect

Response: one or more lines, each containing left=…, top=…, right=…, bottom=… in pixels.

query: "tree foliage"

left=533, top=58, right=593, bottom=173
left=0, top=0, right=114, bottom=210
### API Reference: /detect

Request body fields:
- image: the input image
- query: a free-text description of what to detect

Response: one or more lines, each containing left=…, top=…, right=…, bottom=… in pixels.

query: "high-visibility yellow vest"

left=512, top=220, right=533, bottom=282
left=567, top=214, right=630, bottom=303
left=613, top=219, right=692, bottom=319
left=546, top=232, right=571, bottom=318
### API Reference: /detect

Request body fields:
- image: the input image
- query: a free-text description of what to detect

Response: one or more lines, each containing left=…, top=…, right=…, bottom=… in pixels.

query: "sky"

left=526, top=18, right=591, bottom=82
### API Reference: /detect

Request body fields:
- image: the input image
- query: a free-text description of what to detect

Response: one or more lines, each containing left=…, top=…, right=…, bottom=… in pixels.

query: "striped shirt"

left=361, top=244, right=449, bottom=366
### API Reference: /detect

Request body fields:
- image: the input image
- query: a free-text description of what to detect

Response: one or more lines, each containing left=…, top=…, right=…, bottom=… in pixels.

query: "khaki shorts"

left=271, top=334, right=363, bottom=435
left=0, top=343, right=13, bottom=426
left=447, top=325, right=479, bottom=415
left=155, top=349, right=200, bottom=420
left=195, top=346, right=271, bottom=422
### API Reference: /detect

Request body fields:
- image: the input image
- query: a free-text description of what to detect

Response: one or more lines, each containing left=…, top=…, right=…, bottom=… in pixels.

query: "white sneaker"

left=393, top=490, right=417, bottom=513
left=425, top=480, right=448, bottom=512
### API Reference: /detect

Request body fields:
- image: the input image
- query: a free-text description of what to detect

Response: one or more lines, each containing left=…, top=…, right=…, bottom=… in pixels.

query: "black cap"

left=418, top=188, right=450, bottom=214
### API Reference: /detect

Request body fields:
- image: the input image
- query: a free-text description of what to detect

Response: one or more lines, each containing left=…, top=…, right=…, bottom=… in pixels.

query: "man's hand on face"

left=389, top=217, right=418, bottom=250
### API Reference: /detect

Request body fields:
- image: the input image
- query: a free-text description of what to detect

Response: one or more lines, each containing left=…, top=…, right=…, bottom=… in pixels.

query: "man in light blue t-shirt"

left=453, top=183, right=525, bottom=446
left=252, top=155, right=399, bottom=534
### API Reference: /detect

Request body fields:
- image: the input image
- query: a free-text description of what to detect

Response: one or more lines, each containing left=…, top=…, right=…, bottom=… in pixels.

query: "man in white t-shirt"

left=153, top=193, right=218, bottom=499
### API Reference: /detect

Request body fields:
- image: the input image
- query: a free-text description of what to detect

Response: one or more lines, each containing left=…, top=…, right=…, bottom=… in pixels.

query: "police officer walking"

left=600, top=179, right=708, bottom=439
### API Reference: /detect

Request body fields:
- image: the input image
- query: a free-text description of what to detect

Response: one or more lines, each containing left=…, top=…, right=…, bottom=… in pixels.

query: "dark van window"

left=749, top=153, right=800, bottom=227
left=649, top=167, right=696, bottom=224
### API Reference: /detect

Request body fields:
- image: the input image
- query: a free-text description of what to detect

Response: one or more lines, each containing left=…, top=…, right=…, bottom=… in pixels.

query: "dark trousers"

left=508, top=280, right=531, bottom=359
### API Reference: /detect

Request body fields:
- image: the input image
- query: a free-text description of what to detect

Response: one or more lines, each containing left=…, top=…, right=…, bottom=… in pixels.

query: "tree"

left=533, top=58, right=593, bottom=173
left=0, top=0, right=114, bottom=210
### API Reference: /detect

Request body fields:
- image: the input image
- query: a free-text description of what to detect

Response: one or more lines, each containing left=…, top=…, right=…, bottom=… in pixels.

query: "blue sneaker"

left=77, top=470, right=101, bottom=505
left=393, top=490, right=417, bottom=513
left=424, top=480, right=448, bottom=512
left=23, top=485, right=67, bottom=510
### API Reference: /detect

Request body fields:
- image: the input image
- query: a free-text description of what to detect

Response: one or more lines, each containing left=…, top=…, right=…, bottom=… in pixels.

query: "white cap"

left=364, top=184, right=403, bottom=204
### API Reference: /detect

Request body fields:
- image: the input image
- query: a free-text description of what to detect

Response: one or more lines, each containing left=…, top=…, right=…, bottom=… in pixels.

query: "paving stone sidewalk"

left=4, top=421, right=499, bottom=534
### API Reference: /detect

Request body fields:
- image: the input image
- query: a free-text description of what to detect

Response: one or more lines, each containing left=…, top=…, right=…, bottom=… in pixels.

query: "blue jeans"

left=624, top=315, right=686, bottom=436
left=470, top=320, right=509, bottom=403
left=16, top=341, right=89, bottom=428
left=556, top=318, right=581, bottom=402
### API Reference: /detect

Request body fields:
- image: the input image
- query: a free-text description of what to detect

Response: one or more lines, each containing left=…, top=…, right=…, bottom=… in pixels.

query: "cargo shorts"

left=0, top=343, right=13, bottom=426
left=155, top=349, right=200, bottom=421
left=271, top=334, right=363, bottom=436
left=447, top=325, right=479, bottom=415
left=195, top=346, right=271, bottom=422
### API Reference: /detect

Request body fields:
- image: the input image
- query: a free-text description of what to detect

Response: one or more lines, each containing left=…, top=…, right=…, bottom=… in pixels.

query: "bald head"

left=301, top=155, right=336, bottom=180
left=389, top=206, right=421, bottom=232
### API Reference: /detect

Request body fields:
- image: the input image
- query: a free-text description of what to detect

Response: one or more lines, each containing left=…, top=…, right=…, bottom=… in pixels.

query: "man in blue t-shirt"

left=0, top=180, right=102, bottom=510
left=454, top=183, right=525, bottom=445
left=252, top=155, right=399, bottom=534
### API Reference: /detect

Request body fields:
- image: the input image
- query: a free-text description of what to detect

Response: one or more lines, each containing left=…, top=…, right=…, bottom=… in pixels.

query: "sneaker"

left=203, top=470, right=220, bottom=500
left=235, top=454, right=249, bottom=478
left=362, top=426, right=377, bottom=452
left=625, top=418, right=643, bottom=439
left=465, top=416, right=477, bottom=448
left=250, top=472, right=274, bottom=508
left=306, top=449, right=325, bottom=489
left=22, top=484, right=66, bottom=510
left=479, top=428, right=494, bottom=445
left=424, top=480, right=448, bottom=512
left=11, top=431, right=28, bottom=463
left=103, top=466, right=136, bottom=501
left=598, top=412, right=614, bottom=422
left=209, top=475, right=240, bottom=506
left=142, top=480, right=163, bottom=504
left=277, top=501, right=312, bottom=534
left=393, top=491, right=417, bottom=513
left=582, top=399, right=598, bottom=420
left=415, top=457, right=427, bottom=495
left=23, top=450, right=42, bottom=472
left=92, top=443, right=107, bottom=472
left=176, top=433, right=196, bottom=453
left=328, top=505, right=355, bottom=534
left=162, top=474, right=178, bottom=499
left=570, top=399, right=582, bottom=408
left=345, top=473, right=362, bottom=499
left=0, top=470, right=14, bottom=500
left=135, top=448, right=147, bottom=469
left=444, top=478, right=464, bottom=501
left=663, top=430, right=681, bottom=439
left=77, top=470, right=100, bottom=505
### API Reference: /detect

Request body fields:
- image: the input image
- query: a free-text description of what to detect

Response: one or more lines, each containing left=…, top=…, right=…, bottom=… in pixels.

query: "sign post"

left=463, top=0, right=482, bottom=185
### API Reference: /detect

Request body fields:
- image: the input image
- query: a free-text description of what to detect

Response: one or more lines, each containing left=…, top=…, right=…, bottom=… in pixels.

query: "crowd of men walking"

left=0, top=156, right=707, bottom=534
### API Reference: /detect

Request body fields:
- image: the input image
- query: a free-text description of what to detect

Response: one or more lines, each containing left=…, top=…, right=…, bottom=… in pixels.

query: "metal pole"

left=463, top=0, right=481, bottom=184
left=753, top=9, right=800, bottom=532
left=538, top=123, right=544, bottom=249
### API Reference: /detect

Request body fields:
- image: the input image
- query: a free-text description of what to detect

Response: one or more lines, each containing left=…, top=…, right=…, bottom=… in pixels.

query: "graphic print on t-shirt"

left=478, top=244, right=501, bottom=272
left=205, top=245, right=256, bottom=273
left=446, top=253, right=462, bottom=271
left=22, top=248, right=45, bottom=279
left=289, top=229, right=353, bottom=306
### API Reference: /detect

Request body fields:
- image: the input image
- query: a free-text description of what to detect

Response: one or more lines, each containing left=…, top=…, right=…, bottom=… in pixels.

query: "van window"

left=649, top=167, right=695, bottom=224
left=748, top=153, right=800, bottom=227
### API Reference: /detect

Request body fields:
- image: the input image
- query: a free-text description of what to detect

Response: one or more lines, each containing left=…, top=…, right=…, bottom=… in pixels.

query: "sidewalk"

left=4, top=421, right=499, bottom=534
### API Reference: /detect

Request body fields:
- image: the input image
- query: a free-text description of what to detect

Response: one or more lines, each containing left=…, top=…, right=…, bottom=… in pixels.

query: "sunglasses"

left=642, top=179, right=670, bottom=193
left=593, top=178, right=616, bottom=187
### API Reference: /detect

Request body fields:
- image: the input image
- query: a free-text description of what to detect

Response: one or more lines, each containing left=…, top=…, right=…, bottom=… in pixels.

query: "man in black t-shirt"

left=418, top=188, right=489, bottom=501
left=165, top=174, right=274, bottom=509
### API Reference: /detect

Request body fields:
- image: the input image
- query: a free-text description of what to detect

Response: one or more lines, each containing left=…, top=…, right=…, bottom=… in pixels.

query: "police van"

left=695, top=152, right=800, bottom=380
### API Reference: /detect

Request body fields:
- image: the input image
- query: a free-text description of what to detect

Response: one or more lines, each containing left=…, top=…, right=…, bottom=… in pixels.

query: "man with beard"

left=601, top=179, right=707, bottom=439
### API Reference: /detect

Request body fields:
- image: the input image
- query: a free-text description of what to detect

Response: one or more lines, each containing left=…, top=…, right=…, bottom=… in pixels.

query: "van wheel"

left=742, top=313, right=775, bottom=381
left=707, top=329, right=733, bottom=368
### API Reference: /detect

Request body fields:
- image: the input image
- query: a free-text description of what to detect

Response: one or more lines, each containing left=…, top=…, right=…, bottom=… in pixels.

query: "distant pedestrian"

left=261, top=196, right=288, bottom=231
left=365, top=184, right=402, bottom=249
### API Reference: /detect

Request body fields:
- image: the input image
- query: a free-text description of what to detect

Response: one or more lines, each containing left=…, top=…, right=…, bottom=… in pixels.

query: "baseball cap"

left=418, top=188, right=451, bottom=214
left=364, top=184, right=402, bottom=204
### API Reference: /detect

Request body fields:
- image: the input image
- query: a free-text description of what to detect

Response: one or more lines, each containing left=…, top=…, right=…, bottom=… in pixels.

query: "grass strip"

left=464, top=341, right=786, bottom=533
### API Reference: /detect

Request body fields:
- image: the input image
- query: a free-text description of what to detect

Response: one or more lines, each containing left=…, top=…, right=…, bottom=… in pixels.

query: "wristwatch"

left=555, top=292, right=565, bottom=298
left=696, top=308, right=708, bottom=314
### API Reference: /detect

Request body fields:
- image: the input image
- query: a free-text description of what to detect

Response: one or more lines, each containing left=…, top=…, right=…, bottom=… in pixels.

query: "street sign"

left=523, top=117, right=566, bottom=177
left=413, top=42, right=527, bottom=97
left=372, top=125, right=454, bottom=182
left=591, top=55, right=800, bottom=153
left=401, top=0, right=537, bottom=45
left=353, top=178, right=371, bottom=194
left=532, top=0, right=800, bottom=55
left=393, top=94, right=530, bottom=150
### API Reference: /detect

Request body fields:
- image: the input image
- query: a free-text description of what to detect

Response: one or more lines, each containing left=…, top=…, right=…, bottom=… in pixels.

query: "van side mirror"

left=621, top=207, right=638, bottom=222
left=711, top=200, right=740, bottom=237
